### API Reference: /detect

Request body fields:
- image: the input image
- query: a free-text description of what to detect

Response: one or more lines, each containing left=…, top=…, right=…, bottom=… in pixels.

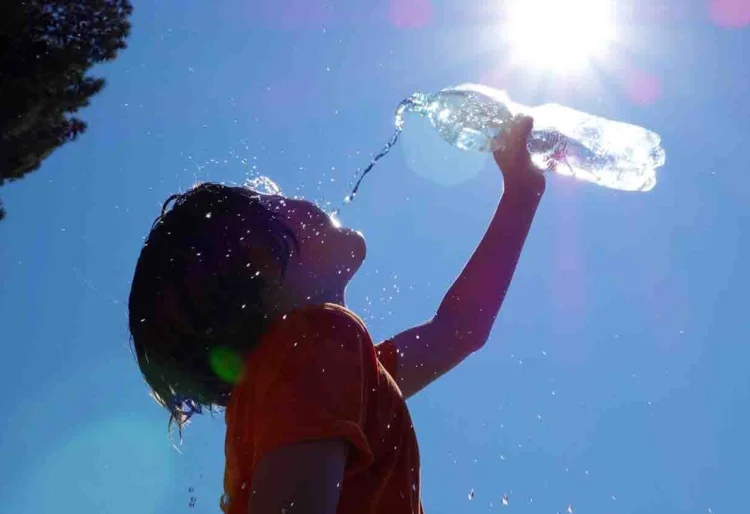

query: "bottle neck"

left=394, top=92, right=432, bottom=129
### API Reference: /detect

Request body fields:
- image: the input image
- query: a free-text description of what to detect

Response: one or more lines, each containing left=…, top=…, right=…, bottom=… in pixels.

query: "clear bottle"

left=395, top=83, right=666, bottom=192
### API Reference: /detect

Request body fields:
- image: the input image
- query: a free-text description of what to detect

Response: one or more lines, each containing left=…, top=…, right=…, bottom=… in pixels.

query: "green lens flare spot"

left=209, top=347, right=244, bottom=384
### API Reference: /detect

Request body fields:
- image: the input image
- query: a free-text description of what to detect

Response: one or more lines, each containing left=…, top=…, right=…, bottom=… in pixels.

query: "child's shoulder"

left=246, top=304, right=374, bottom=375
left=244, top=304, right=375, bottom=386
left=267, top=303, right=371, bottom=342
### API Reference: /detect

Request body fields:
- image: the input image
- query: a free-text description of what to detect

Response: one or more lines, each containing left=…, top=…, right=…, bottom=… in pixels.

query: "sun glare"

left=503, top=0, right=617, bottom=72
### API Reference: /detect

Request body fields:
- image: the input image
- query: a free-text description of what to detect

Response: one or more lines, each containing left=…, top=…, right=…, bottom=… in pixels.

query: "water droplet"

left=502, top=494, right=509, bottom=506
left=468, top=489, right=475, bottom=500
left=205, top=212, right=212, bottom=219
left=567, top=504, right=574, bottom=513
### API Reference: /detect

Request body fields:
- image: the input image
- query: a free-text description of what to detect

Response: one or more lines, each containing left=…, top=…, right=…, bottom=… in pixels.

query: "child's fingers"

left=511, top=115, right=534, bottom=141
left=495, top=116, right=533, bottom=149
left=493, top=116, right=534, bottom=162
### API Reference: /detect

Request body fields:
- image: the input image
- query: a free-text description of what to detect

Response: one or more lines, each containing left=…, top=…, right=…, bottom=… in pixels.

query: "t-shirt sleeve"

left=251, top=307, right=374, bottom=478
left=375, top=339, right=399, bottom=379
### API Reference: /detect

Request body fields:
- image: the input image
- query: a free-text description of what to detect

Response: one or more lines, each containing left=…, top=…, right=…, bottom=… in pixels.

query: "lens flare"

left=209, top=346, right=244, bottom=384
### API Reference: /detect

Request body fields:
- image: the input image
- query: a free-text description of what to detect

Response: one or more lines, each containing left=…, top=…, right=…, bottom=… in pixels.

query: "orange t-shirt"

left=222, top=303, right=423, bottom=514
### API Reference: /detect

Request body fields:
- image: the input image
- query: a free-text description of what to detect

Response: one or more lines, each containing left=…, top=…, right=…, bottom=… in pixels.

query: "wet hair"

left=128, top=183, right=298, bottom=436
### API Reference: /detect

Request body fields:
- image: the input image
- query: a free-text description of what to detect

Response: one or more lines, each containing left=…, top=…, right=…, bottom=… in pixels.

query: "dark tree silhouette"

left=0, top=0, right=133, bottom=221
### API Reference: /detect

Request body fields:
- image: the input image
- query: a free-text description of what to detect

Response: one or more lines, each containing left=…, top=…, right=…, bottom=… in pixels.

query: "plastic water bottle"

left=395, top=83, right=666, bottom=192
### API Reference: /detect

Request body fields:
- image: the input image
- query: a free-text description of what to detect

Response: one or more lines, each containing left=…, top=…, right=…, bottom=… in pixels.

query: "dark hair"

left=128, top=183, right=297, bottom=436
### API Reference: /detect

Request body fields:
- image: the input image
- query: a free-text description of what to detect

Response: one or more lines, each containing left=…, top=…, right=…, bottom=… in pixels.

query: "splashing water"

left=244, top=175, right=282, bottom=195
left=243, top=174, right=348, bottom=229
left=244, top=175, right=351, bottom=228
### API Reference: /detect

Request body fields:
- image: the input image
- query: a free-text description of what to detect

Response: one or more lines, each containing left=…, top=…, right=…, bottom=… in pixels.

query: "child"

left=128, top=116, right=545, bottom=514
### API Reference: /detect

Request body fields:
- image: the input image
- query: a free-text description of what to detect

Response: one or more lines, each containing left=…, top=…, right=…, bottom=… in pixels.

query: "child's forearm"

left=388, top=119, right=544, bottom=398
left=434, top=171, right=545, bottom=352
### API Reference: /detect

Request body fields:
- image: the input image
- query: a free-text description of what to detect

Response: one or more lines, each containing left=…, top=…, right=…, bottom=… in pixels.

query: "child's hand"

left=493, top=115, right=545, bottom=190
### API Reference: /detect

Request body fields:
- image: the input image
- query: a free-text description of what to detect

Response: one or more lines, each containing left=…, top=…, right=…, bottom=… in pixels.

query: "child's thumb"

left=513, top=115, right=534, bottom=139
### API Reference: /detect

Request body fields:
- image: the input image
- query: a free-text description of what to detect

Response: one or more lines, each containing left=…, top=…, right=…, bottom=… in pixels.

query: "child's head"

left=128, top=182, right=366, bottom=429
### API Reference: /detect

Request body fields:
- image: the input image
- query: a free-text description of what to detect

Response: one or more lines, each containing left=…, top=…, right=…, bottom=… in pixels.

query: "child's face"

left=252, top=191, right=366, bottom=302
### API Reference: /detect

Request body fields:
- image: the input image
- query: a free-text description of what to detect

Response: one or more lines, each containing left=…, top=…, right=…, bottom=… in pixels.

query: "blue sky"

left=1, top=0, right=749, bottom=512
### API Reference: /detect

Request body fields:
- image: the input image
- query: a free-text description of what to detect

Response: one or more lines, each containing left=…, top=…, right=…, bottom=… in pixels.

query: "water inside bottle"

left=526, top=103, right=665, bottom=191
left=423, top=86, right=517, bottom=153
left=338, top=83, right=664, bottom=208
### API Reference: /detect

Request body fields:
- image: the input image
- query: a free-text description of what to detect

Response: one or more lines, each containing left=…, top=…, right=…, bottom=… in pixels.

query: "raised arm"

left=387, top=116, right=545, bottom=398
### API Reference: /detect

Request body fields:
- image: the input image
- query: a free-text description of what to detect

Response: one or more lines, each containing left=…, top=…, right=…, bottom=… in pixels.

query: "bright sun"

left=503, top=0, right=617, bottom=72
